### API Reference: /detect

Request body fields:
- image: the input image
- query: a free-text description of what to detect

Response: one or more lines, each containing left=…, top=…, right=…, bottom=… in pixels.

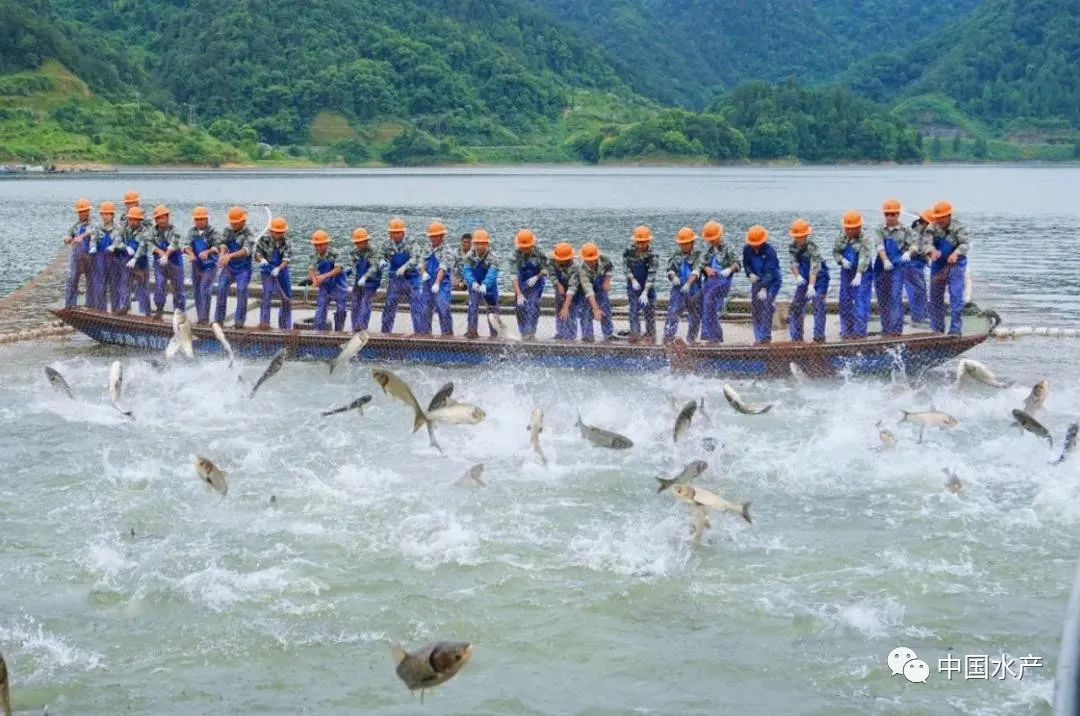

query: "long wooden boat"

left=50, top=305, right=998, bottom=378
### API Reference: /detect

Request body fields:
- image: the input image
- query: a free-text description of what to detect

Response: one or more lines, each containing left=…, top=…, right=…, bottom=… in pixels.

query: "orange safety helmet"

left=553, top=242, right=574, bottom=261
left=472, top=229, right=490, bottom=245
left=192, top=206, right=209, bottom=220
left=933, top=201, right=953, bottom=219
left=152, top=205, right=170, bottom=220
left=122, top=190, right=140, bottom=205
left=269, top=216, right=288, bottom=233
left=388, top=217, right=406, bottom=233
left=842, top=210, right=863, bottom=229
left=881, top=198, right=902, bottom=214
left=745, top=225, right=769, bottom=246
left=702, top=220, right=724, bottom=241
left=920, top=208, right=936, bottom=224
left=75, top=198, right=92, bottom=212
left=126, top=206, right=145, bottom=221
left=352, top=227, right=370, bottom=242
left=789, top=219, right=811, bottom=239
left=227, top=206, right=247, bottom=224
left=310, top=229, right=330, bottom=245
left=515, top=229, right=536, bottom=249
left=99, top=201, right=116, bottom=215
left=426, top=221, right=447, bottom=238
left=632, top=225, right=652, bottom=242
left=580, top=242, right=599, bottom=261
left=676, top=227, right=696, bottom=244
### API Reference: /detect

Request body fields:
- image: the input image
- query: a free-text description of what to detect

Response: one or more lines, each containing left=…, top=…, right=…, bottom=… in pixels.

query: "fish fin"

left=897, top=411, right=909, bottom=426
left=391, top=645, right=408, bottom=666
left=427, top=423, right=444, bottom=454
left=758, top=404, right=773, bottom=415
left=656, top=477, right=673, bottom=493
left=741, top=502, right=752, bottom=524
left=538, top=448, right=548, bottom=467
left=576, top=412, right=583, bottom=427
left=412, top=409, right=428, bottom=433
left=327, top=360, right=336, bottom=375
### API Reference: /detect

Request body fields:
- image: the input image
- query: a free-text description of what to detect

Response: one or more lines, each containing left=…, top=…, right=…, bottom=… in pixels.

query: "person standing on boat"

left=348, top=228, right=382, bottom=332
left=901, top=208, right=934, bottom=327
left=787, top=219, right=829, bottom=343
left=552, top=242, right=580, bottom=340
left=622, top=225, right=658, bottom=344
left=148, top=206, right=185, bottom=318
left=743, top=225, right=782, bottom=345
left=663, top=227, right=703, bottom=344
left=118, top=190, right=152, bottom=229
left=183, top=207, right=220, bottom=325
left=378, top=217, right=422, bottom=334
left=254, top=216, right=293, bottom=330
left=462, top=229, right=501, bottom=339
left=872, top=199, right=911, bottom=337
left=576, top=242, right=615, bottom=343
left=309, top=230, right=347, bottom=332
left=453, top=233, right=472, bottom=291
left=214, top=206, right=256, bottom=328
left=833, top=211, right=874, bottom=339
left=699, top=219, right=740, bottom=344
left=115, top=206, right=152, bottom=315
left=510, top=229, right=547, bottom=340
left=418, top=222, right=454, bottom=336
left=926, top=201, right=970, bottom=335
left=86, top=201, right=117, bottom=311
left=63, top=198, right=94, bottom=309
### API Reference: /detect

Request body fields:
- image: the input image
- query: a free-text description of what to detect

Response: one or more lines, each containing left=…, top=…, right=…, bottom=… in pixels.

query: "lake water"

left=1, top=166, right=1079, bottom=715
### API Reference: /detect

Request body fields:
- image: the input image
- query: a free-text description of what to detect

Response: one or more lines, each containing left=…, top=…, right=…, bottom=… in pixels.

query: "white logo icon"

left=888, top=647, right=927, bottom=682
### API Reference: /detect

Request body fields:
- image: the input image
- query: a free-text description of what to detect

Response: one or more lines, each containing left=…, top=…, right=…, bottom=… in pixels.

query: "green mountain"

left=845, top=0, right=1080, bottom=132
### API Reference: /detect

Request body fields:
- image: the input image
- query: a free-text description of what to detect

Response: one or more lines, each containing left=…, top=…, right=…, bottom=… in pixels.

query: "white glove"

left=851, top=272, right=862, bottom=287
left=631, top=278, right=641, bottom=292
left=126, top=259, right=136, bottom=269
left=271, top=267, right=280, bottom=278
left=841, top=259, right=852, bottom=270
left=158, top=255, right=168, bottom=267
left=638, top=292, right=648, bottom=307
left=720, top=267, right=734, bottom=278
left=88, top=246, right=97, bottom=255
left=796, top=275, right=806, bottom=286
left=395, top=265, right=408, bottom=277
left=126, top=246, right=135, bottom=256
left=899, top=251, right=911, bottom=263
left=748, top=273, right=759, bottom=283
left=756, top=288, right=767, bottom=301
left=670, top=277, right=681, bottom=288
left=430, top=283, right=440, bottom=295
left=257, top=259, right=268, bottom=268
left=471, top=282, right=482, bottom=293
left=526, top=275, right=540, bottom=288
left=883, top=259, right=894, bottom=271
left=516, top=295, right=525, bottom=307
left=421, top=272, right=430, bottom=283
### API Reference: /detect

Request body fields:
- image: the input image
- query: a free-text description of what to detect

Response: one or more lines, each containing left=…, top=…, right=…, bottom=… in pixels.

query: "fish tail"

left=741, top=502, right=752, bottom=524
left=897, top=411, right=909, bottom=426
left=427, top=423, right=443, bottom=454
left=656, top=477, right=673, bottom=493
left=759, top=405, right=773, bottom=415
left=575, top=412, right=582, bottom=427
left=412, top=408, right=428, bottom=433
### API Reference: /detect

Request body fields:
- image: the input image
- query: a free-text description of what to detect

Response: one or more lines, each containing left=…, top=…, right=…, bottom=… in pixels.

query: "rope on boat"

left=991, top=325, right=1080, bottom=340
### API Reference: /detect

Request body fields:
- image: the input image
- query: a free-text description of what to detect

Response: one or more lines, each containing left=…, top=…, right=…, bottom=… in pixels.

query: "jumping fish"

left=575, top=413, right=634, bottom=449
left=329, top=330, right=369, bottom=374
left=1054, top=423, right=1078, bottom=465
left=671, top=484, right=752, bottom=524
left=391, top=641, right=474, bottom=704
left=789, top=362, right=808, bottom=384
left=528, top=408, right=547, bottom=466
left=673, top=400, right=696, bottom=442
left=249, top=348, right=287, bottom=399
left=424, top=403, right=486, bottom=428
left=107, top=360, right=133, bottom=418
left=487, top=312, right=520, bottom=341
left=164, top=336, right=180, bottom=360
left=1023, top=380, right=1049, bottom=416
left=321, top=395, right=372, bottom=417
left=943, top=468, right=963, bottom=493
left=689, top=504, right=711, bottom=547
left=371, top=369, right=427, bottom=432
left=698, top=397, right=712, bottom=427
left=193, top=456, right=228, bottom=496
left=425, top=382, right=454, bottom=454
left=722, top=384, right=772, bottom=415
left=899, top=409, right=957, bottom=443
left=454, top=463, right=486, bottom=487
left=955, top=359, right=1013, bottom=389
left=172, top=309, right=194, bottom=359
left=1012, top=408, right=1053, bottom=448
left=44, top=366, right=74, bottom=399
left=0, top=648, right=10, bottom=716
left=656, top=459, right=708, bottom=493
left=210, top=322, right=235, bottom=368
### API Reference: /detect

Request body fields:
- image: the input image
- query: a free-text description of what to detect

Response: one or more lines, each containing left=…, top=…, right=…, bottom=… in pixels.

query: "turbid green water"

left=0, top=166, right=1078, bottom=715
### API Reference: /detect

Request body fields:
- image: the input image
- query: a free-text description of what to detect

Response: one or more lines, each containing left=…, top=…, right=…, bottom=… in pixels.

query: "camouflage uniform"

left=114, top=224, right=152, bottom=315
left=462, top=248, right=501, bottom=337
left=148, top=223, right=186, bottom=314
left=699, top=241, right=741, bottom=342
left=254, top=234, right=293, bottom=329
left=926, top=219, right=971, bottom=334
left=788, top=238, right=830, bottom=341
left=214, top=225, right=257, bottom=327
left=576, top=254, right=615, bottom=341
left=832, top=231, right=875, bottom=338
left=378, top=236, right=423, bottom=334
left=510, top=246, right=548, bottom=339
left=663, top=247, right=704, bottom=343
left=872, top=224, right=914, bottom=335
left=186, top=225, right=221, bottom=323
left=310, top=245, right=347, bottom=331
left=622, top=244, right=659, bottom=341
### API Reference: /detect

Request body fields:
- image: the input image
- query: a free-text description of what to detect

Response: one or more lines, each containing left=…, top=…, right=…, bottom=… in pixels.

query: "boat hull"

left=50, top=307, right=991, bottom=379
